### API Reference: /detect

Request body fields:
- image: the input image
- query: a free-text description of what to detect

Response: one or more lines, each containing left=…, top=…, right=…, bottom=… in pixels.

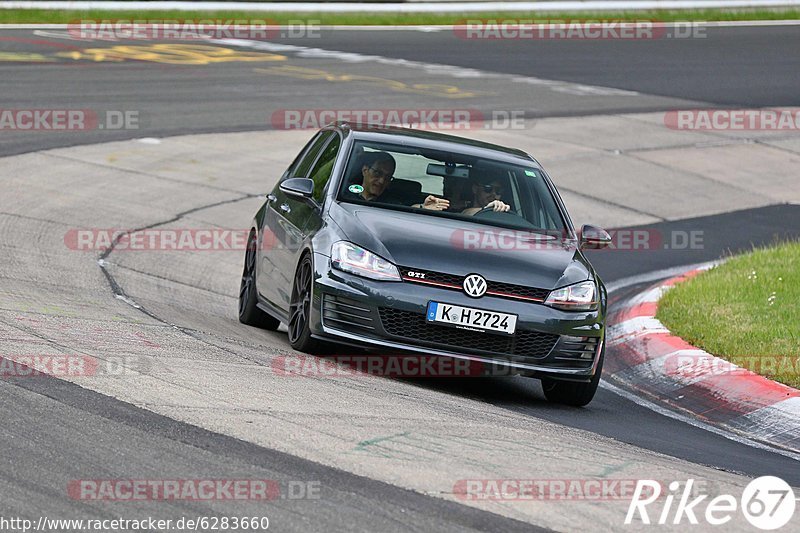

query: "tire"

left=288, top=254, right=325, bottom=353
left=541, top=344, right=604, bottom=407
left=239, top=231, right=280, bottom=330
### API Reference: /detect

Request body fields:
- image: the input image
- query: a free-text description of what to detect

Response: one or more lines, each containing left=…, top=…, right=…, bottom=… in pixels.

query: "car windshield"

left=336, top=140, right=568, bottom=234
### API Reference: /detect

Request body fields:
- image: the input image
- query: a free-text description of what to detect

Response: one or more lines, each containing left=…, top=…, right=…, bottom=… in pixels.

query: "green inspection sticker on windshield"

left=525, top=170, right=536, bottom=177
left=348, top=184, right=364, bottom=194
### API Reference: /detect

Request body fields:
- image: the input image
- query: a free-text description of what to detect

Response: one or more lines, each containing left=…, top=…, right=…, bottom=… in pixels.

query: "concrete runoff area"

left=1, top=113, right=798, bottom=530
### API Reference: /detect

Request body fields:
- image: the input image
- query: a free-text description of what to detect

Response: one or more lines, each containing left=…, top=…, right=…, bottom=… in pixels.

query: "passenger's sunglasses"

left=480, top=184, right=504, bottom=195
left=369, top=167, right=394, bottom=181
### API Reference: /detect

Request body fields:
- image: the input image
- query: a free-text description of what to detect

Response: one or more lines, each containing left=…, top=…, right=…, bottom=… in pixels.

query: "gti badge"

left=463, top=274, right=487, bottom=298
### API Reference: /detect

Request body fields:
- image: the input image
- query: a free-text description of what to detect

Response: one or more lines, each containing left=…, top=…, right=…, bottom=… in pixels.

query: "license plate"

left=426, top=302, right=517, bottom=335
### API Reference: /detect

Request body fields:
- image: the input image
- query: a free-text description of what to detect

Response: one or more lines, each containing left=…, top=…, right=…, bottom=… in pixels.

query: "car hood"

left=329, top=202, right=592, bottom=290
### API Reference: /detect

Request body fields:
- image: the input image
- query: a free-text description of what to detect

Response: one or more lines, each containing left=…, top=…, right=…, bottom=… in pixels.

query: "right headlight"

left=330, top=241, right=401, bottom=281
left=544, top=280, right=598, bottom=311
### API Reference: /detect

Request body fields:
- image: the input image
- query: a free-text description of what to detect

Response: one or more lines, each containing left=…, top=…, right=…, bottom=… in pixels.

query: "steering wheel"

left=473, top=206, right=537, bottom=229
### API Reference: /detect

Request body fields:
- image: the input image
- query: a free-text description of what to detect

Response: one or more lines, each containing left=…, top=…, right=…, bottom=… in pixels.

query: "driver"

left=346, top=151, right=449, bottom=210
left=461, top=170, right=511, bottom=216
left=351, top=151, right=400, bottom=203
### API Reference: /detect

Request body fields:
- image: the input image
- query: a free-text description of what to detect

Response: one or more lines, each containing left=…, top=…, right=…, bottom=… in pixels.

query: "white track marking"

left=211, top=37, right=640, bottom=96
left=13, top=21, right=800, bottom=31
left=605, top=261, right=718, bottom=293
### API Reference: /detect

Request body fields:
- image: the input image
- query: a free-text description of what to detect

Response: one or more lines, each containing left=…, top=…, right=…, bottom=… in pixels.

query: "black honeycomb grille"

left=487, top=281, right=549, bottom=301
left=379, top=308, right=559, bottom=358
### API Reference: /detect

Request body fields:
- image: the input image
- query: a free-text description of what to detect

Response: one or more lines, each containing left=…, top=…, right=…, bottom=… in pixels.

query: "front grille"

left=486, top=281, right=549, bottom=301
left=379, top=308, right=559, bottom=359
left=322, top=295, right=375, bottom=332
left=404, top=269, right=462, bottom=287
left=398, top=266, right=549, bottom=303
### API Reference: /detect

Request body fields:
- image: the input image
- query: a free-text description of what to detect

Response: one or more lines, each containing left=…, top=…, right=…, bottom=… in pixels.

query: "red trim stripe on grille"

left=403, top=277, right=545, bottom=303
left=401, top=276, right=461, bottom=290
left=485, top=290, right=544, bottom=303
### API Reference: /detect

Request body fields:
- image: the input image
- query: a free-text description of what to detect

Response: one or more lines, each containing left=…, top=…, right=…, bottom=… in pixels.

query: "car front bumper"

left=309, top=253, right=605, bottom=382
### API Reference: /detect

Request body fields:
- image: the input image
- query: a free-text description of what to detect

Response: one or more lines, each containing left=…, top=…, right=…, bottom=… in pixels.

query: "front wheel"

left=541, top=344, right=604, bottom=407
left=287, top=254, right=325, bottom=353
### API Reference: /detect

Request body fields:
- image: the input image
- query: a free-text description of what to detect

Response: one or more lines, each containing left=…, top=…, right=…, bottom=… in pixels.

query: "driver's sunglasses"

left=481, top=184, right=504, bottom=195
left=369, top=166, right=394, bottom=181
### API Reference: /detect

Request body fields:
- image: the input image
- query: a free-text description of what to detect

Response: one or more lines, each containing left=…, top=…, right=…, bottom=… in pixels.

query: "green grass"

left=1, top=8, right=800, bottom=25
left=657, top=242, right=800, bottom=389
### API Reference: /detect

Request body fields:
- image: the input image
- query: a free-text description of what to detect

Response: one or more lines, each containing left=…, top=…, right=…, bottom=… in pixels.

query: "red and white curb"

left=605, top=265, right=800, bottom=454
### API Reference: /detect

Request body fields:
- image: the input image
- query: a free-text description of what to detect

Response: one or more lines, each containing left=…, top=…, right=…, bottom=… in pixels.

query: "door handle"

left=267, top=194, right=277, bottom=202
left=280, top=203, right=291, bottom=213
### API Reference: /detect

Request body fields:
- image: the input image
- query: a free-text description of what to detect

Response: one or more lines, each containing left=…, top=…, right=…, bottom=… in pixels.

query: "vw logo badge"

left=463, top=274, right=488, bottom=298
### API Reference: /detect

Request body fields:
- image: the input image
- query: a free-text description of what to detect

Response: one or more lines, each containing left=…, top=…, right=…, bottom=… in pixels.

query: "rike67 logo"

left=626, top=476, right=796, bottom=530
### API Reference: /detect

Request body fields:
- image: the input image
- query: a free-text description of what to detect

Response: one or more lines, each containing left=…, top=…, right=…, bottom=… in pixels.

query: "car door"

left=258, top=130, right=333, bottom=309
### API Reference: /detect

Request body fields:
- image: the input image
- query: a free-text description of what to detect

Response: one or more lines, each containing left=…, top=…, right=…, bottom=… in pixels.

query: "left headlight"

left=331, top=241, right=401, bottom=281
left=544, top=280, right=598, bottom=311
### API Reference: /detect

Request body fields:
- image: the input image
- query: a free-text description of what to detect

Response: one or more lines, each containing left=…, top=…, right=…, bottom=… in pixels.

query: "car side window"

left=291, top=131, right=334, bottom=181
left=280, top=133, right=319, bottom=182
left=307, top=134, right=342, bottom=202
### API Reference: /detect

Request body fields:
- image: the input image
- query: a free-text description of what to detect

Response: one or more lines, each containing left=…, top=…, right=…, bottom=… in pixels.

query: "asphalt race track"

left=271, top=26, right=800, bottom=107
left=2, top=24, right=799, bottom=156
left=1, top=24, right=799, bottom=531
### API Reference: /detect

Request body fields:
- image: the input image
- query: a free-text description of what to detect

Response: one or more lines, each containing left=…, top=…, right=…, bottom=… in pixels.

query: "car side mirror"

left=580, top=224, right=612, bottom=249
left=280, top=177, right=315, bottom=200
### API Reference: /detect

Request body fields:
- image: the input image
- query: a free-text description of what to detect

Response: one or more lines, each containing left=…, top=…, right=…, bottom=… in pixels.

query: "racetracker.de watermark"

left=449, top=229, right=704, bottom=252
left=0, top=354, right=151, bottom=378
left=453, top=479, right=717, bottom=501
left=664, top=354, right=800, bottom=379
left=453, top=19, right=707, bottom=40
left=63, top=229, right=273, bottom=252
left=68, top=19, right=320, bottom=40
left=664, top=108, right=800, bottom=130
left=0, top=109, right=139, bottom=131
left=67, top=479, right=320, bottom=501
left=270, top=109, right=527, bottom=130
left=272, top=355, right=568, bottom=378
left=273, top=354, right=484, bottom=378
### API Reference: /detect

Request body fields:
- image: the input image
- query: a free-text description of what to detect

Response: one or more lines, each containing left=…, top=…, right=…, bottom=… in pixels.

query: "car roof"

left=332, top=122, right=539, bottom=166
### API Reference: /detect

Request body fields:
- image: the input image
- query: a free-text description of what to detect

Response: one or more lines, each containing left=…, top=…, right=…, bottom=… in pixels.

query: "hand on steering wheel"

left=482, top=200, right=510, bottom=212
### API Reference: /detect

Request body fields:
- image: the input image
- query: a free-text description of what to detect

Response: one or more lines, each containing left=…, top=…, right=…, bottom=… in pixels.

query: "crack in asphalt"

left=0, top=210, right=71, bottom=227
left=95, top=193, right=281, bottom=367
left=754, top=138, right=800, bottom=156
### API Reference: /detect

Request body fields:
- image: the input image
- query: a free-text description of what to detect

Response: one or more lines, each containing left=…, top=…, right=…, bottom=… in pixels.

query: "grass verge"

left=657, top=242, right=800, bottom=389
left=1, top=8, right=800, bottom=25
